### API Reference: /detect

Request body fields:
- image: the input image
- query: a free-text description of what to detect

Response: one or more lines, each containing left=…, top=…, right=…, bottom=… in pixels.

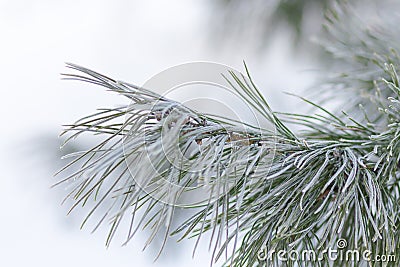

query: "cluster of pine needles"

left=56, top=1, right=400, bottom=266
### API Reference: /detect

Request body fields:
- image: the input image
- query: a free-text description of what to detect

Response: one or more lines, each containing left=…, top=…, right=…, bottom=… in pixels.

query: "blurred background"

left=0, top=0, right=329, bottom=266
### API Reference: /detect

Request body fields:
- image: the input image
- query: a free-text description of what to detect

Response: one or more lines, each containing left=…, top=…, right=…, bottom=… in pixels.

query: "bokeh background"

left=0, top=0, right=326, bottom=266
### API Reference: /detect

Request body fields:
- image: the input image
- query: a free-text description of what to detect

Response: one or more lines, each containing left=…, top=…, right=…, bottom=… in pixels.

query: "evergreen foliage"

left=56, top=1, right=400, bottom=266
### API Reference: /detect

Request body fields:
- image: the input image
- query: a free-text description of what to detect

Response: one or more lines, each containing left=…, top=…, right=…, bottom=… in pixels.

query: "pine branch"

left=56, top=2, right=400, bottom=266
left=318, top=0, right=400, bottom=125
